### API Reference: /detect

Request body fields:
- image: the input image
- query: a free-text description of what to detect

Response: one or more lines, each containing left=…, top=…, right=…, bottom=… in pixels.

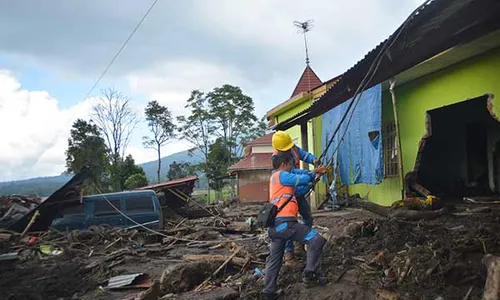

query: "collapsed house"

left=268, top=0, right=500, bottom=206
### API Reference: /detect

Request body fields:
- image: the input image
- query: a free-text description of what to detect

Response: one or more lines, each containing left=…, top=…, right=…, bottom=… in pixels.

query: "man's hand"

left=313, top=158, right=320, bottom=167
left=314, top=165, right=328, bottom=175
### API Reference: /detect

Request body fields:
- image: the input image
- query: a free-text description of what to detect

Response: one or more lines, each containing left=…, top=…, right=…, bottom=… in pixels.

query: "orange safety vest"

left=269, top=170, right=298, bottom=218
left=272, top=146, right=300, bottom=169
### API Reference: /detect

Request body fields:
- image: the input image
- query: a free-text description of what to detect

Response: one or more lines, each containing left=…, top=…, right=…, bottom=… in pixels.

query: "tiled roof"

left=228, top=153, right=273, bottom=172
left=291, top=65, right=322, bottom=98
left=246, top=133, right=273, bottom=145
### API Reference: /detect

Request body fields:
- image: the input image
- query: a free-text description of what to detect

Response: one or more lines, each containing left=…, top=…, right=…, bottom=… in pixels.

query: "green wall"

left=351, top=47, right=500, bottom=205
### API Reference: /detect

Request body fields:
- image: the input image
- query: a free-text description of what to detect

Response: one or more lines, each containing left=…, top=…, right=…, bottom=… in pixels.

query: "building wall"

left=237, top=170, right=273, bottom=204
left=349, top=46, right=500, bottom=205
left=252, top=145, right=273, bottom=153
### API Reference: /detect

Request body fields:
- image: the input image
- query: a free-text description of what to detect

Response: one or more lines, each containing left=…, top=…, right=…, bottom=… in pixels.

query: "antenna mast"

left=293, top=19, right=314, bottom=66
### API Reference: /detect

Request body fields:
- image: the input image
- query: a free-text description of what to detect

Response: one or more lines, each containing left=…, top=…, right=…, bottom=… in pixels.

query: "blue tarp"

left=321, top=84, right=383, bottom=185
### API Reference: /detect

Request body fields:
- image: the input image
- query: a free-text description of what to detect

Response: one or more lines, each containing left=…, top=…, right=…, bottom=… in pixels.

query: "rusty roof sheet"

left=138, top=175, right=198, bottom=190
left=228, top=153, right=273, bottom=172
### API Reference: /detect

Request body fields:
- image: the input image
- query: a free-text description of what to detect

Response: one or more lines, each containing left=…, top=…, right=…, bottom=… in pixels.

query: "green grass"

left=192, top=188, right=233, bottom=203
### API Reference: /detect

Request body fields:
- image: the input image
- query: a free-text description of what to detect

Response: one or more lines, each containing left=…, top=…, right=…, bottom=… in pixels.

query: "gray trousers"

left=263, top=219, right=326, bottom=294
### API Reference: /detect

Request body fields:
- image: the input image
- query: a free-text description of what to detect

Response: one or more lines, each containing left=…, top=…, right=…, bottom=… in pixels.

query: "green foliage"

left=207, top=84, right=259, bottom=159
left=65, top=119, right=110, bottom=191
left=143, top=100, right=176, bottom=183
left=206, top=138, right=233, bottom=190
left=167, top=161, right=195, bottom=181
left=110, top=154, right=146, bottom=191
left=124, top=173, right=149, bottom=190
left=177, top=90, right=215, bottom=166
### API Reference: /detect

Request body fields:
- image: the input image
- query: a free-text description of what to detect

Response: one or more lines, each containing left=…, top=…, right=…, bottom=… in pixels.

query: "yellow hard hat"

left=272, top=131, right=294, bottom=151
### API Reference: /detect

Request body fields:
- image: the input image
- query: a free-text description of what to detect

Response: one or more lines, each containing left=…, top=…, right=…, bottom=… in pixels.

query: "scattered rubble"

left=1, top=194, right=500, bottom=299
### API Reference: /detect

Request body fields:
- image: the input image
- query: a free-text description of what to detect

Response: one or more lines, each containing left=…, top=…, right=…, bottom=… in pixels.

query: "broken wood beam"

left=351, top=199, right=448, bottom=221
left=483, top=254, right=500, bottom=300
left=182, top=254, right=248, bottom=268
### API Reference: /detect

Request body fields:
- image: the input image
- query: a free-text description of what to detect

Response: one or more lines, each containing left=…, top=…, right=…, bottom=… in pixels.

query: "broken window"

left=383, top=122, right=399, bottom=177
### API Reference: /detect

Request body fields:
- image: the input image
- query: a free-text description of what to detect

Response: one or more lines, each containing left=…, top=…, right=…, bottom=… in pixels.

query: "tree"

left=206, top=138, right=232, bottom=191
left=177, top=90, right=216, bottom=200
left=65, top=119, right=110, bottom=193
left=143, top=101, right=176, bottom=183
left=110, top=154, right=146, bottom=191
left=239, top=117, right=268, bottom=153
left=207, top=84, right=259, bottom=161
left=124, top=173, right=149, bottom=190
left=167, top=161, right=194, bottom=181
left=92, top=87, right=138, bottom=161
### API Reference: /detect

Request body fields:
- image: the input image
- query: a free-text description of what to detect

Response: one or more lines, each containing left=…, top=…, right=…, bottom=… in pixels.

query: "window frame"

left=124, top=195, right=155, bottom=214
left=382, top=122, right=400, bottom=178
left=92, top=198, right=122, bottom=216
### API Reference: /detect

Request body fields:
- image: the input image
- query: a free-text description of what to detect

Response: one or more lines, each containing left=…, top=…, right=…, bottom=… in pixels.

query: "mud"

left=1, top=206, right=499, bottom=300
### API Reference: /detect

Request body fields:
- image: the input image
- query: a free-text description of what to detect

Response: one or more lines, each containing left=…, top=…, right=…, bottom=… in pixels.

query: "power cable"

left=82, top=0, right=160, bottom=100
left=317, top=0, right=433, bottom=164
left=91, top=184, right=260, bottom=244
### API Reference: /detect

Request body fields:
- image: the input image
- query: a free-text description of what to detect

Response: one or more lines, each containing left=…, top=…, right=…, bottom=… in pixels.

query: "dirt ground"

left=1, top=205, right=499, bottom=300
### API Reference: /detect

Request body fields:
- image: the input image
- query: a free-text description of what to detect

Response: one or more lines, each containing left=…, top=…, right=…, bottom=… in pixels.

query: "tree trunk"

left=157, top=146, right=161, bottom=184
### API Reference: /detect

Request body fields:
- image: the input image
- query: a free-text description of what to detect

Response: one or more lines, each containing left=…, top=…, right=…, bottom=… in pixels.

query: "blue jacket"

left=277, top=170, right=315, bottom=196
left=272, top=145, right=317, bottom=196
left=293, top=145, right=317, bottom=169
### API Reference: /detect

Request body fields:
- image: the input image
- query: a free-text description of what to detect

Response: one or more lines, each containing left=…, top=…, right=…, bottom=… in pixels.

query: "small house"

left=228, top=134, right=273, bottom=204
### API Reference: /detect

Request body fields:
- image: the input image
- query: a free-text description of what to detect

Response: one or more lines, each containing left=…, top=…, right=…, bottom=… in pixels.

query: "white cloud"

left=127, top=59, right=252, bottom=116
left=0, top=70, right=95, bottom=180
left=193, top=0, right=419, bottom=73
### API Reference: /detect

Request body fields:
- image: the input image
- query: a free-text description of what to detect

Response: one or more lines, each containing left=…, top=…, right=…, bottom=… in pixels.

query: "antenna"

left=293, top=19, right=314, bottom=65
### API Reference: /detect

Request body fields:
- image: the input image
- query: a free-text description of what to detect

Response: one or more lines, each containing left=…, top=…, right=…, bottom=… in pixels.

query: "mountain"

left=0, top=149, right=204, bottom=196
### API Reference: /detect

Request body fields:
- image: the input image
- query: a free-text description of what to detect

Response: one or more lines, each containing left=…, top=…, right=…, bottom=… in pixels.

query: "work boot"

left=303, top=271, right=328, bottom=288
left=262, top=289, right=282, bottom=299
left=284, top=252, right=300, bottom=268
left=294, top=243, right=306, bottom=258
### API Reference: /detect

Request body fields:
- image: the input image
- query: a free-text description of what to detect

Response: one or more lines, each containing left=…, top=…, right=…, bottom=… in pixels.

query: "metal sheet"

left=107, top=273, right=146, bottom=289
left=0, top=252, right=18, bottom=261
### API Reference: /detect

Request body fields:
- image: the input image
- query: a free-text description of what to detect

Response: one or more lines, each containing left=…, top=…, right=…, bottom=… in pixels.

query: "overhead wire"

left=318, top=0, right=433, bottom=165
left=91, top=184, right=261, bottom=244
left=82, top=0, right=160, bottom=101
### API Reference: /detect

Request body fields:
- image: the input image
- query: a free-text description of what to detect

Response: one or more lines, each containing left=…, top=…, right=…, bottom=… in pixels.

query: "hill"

left=0, top=149, right=204, bottom=196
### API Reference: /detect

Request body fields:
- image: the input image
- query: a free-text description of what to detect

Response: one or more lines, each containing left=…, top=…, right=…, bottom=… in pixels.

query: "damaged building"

left=270, top=0, right=500, bottom=206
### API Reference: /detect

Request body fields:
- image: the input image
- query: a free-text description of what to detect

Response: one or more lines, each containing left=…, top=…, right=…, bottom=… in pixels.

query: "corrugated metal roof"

left=107, top=273, right=145, bottom=289
left=274, top=0, right=500, bottom=130
left=138, top=176, right=198, bottom=190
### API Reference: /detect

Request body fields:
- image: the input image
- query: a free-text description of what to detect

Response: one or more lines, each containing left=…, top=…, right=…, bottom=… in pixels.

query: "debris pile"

left=0, top=195, right=43, bottom=228
left=1, top=196, right=500, bottom=299
left=317, top=209, right=500, bottom=300
left=0, top=205, right=275, bottom=300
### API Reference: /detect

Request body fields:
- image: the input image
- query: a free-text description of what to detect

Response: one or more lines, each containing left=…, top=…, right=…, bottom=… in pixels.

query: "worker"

left=271, top=130, right=323, bottom=263
left=263, top=151, right=328, bottom=299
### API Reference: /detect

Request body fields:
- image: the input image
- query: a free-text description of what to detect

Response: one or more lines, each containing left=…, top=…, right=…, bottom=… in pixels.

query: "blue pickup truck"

left=51, top=190, right=163, bottom=231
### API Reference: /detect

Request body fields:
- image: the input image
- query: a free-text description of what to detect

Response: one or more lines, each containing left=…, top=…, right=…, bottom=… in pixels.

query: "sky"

left=0, top=0, right=423, bottom=182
